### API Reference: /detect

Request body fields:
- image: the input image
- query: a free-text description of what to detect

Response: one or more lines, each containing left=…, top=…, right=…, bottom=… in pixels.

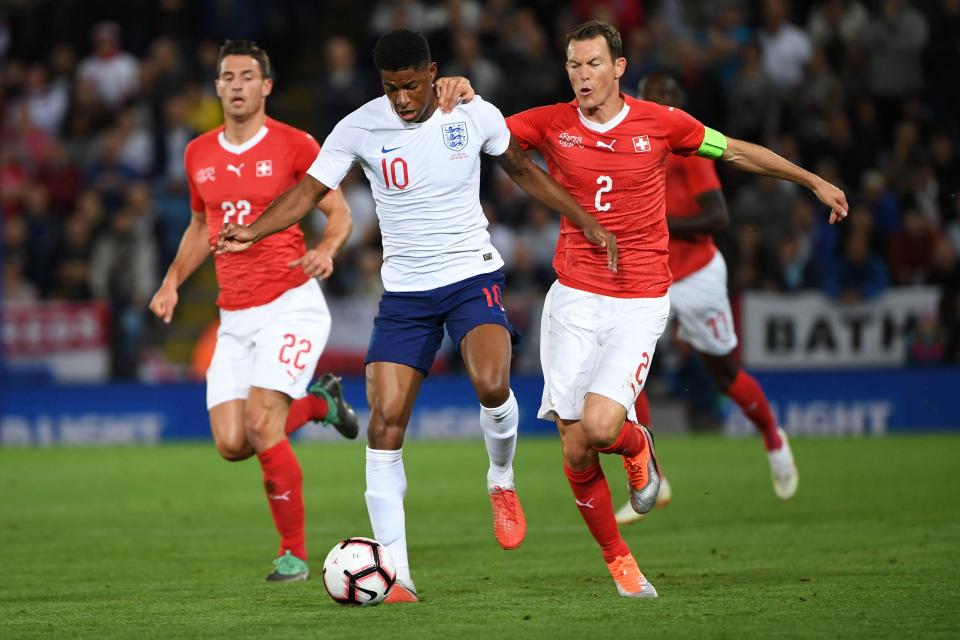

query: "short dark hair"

left=217, top=39, right=272, bottom=79
left=566, top=20, right=623, bottom=60
left=638, top=71, right=685, bottom=104
left=373, top=29, right=431, bottom=72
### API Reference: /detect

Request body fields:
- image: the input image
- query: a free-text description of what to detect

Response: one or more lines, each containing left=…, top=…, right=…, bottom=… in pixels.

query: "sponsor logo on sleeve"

left=195, top=167, right=216, bottom=183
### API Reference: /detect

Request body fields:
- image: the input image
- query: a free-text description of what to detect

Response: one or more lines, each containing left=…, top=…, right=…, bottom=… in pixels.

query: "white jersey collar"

left=577, top=100, right=630, bottom=134
left=217, top=125, right=269, bottom=155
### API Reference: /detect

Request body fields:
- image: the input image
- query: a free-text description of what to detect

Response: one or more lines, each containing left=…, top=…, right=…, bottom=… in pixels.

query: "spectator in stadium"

left=824, top=232, right=889, bottom=302
left=77, top=22, right=140, bottom=110
left=775, top=233, right=821, bottom=291
left=444, top=30, right=504, bottom=105
left=4, top=253, right=39, bottom=303
left=889, top=203, right=944, bottom=285
left=35, top=140, right=81, bottom=216
left=863, top=0, right=929, bottom=131
left=702, top=1, right=752, bottom=88
left=19, top=62, right=68, bottom=137
left=725, top=40, right=779, bottom=143
left=90, top=203, right=157, bottom=377
left=759, top=0, right=813, bottom=96
left=807, top=0, right=869, bottom=69
left=85, top=129, right=141, bottom=213
left=314, top=36, right=377, bottom=137
left=51, top=211, right=94, bottom=301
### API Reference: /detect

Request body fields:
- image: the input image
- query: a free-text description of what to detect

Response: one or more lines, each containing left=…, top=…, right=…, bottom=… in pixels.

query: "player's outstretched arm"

left=668, top=190, right=729, bottom=238
left=218, top=175, right=330, bottom=253
left=721, top=137, right=848, bottom=224
left=495, top=137, right=618, bottom=273
left=287, top=188, right=352, bottom=279
left=149, top=210, right=209, bottom=324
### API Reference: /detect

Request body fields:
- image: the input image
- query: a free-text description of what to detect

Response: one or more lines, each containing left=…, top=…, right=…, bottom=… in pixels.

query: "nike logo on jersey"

left=381, top=145, right=402, bottom=153
left=575, top=498, right=595, bottom=509
left=227, top=163, right=244, bottom=177
left=269, top=491, right=292, bottom=502
left=595, top=139, right=616, bottom=152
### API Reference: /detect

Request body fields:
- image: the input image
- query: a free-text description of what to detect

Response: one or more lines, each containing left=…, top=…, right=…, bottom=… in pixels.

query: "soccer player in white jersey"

left=218, top=30, right=618, bottom=602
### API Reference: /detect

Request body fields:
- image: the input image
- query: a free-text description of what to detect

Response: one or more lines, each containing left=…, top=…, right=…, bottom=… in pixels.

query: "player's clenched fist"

left=217, top=222, right=256, bottom=253
left=289, top=247, right=335, bottom=279
left=148, top=283, right=179, bottom=324
left=583, top=222, right=619, bottom=273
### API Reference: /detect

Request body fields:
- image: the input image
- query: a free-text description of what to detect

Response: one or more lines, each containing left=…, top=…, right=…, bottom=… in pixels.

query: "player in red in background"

left=614, top=73, right=798, bottom=527
left=486, top=20, right=846, bottom=598
left=148, top=40, right=359, bottom=582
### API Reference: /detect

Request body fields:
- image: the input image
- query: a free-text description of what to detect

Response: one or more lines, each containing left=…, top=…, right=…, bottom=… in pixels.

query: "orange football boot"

left=384, top=580, right=418, bottom=603
left=606, top=554, right=658, bottom=598
left=622, top=424, right=662, bottom=515
left=489, top=487, right=527, bottom=550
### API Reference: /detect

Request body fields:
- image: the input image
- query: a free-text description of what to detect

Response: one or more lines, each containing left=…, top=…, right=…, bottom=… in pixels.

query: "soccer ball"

left=322, top=537, right=397, bottom=605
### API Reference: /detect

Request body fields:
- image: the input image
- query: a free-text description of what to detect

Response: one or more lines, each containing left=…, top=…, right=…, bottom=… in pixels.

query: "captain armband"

left=696, top=127, right=727, bottom=159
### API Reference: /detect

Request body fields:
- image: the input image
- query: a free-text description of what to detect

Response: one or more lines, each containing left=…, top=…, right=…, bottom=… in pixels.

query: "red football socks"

left=596, top=421, right=646, bottom=457
left=284, top=394, right=328, bottom=435
left=258, top=439, right=306, bottom=560
left=634, top=389, right=652, bottom=426
left=564, top=463, right=630, bottom=563
left=727, top=370, right=782, bottom=451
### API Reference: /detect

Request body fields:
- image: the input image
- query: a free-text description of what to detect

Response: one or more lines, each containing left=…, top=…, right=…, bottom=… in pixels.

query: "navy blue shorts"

left=366, top=270, right=520, bottom=375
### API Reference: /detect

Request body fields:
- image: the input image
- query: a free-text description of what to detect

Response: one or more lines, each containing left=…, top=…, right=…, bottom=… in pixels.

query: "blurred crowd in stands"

left=2, top=0, right=959, bottom=380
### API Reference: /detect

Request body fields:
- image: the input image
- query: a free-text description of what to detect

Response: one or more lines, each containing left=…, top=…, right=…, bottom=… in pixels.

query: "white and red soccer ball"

left=322, top=537, right=396, bottom=605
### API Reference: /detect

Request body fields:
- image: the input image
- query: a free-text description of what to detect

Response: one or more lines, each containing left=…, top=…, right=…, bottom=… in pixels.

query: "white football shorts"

left=538, top=280, right=670, bottom=423
left=206, top=278, right=331, bottom=409
left=670, top=251, right=738, bottom=356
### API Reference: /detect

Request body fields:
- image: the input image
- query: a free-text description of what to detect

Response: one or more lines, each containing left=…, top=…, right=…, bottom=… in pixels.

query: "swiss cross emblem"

left=633, top=135, right=651, bottom=153
left=256, top=160, right=272, bottom=177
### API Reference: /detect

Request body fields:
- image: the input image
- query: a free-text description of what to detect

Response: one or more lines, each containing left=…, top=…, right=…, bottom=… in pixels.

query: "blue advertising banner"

left=2, top=370, right=958, bottom=446
left=723, top=369, right=960, bottom=436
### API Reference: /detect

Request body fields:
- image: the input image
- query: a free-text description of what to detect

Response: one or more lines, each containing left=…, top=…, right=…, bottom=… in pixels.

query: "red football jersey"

left=185, top=117, right=319, bottom=310
left=507, top=95, right=705, bottom=297
left=664, top=154, right=721, bottom=281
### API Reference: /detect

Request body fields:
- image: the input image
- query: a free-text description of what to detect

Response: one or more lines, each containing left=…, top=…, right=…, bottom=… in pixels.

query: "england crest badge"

left=442, top=121, right=468, bottom=151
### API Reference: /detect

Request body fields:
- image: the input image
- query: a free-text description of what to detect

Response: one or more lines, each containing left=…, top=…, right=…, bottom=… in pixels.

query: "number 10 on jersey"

left=381, top=157, right=409, bottom=190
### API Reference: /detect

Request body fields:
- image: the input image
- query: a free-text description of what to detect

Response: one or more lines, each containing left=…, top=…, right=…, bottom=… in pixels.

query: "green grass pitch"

left=2, top=435, right=958, bottom=639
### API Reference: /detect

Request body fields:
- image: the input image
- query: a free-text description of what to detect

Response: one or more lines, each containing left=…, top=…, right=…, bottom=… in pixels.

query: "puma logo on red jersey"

left=595, top=139, right=616, bottom=152
left=227, top=163, right=244, bottom=177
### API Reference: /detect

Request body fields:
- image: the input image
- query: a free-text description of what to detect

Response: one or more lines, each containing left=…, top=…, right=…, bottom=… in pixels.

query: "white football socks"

left=479, top=389, right=519, bottom=491
left=364, top=447, right=412, bottom=586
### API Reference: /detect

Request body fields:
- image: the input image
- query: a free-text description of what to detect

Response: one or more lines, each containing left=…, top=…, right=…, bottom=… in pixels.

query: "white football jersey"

left=307, top=95, right=511, bottom=292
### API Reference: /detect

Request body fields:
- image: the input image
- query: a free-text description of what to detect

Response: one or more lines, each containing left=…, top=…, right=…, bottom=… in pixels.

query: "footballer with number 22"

left=149, top=40, right=361, bottom=583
